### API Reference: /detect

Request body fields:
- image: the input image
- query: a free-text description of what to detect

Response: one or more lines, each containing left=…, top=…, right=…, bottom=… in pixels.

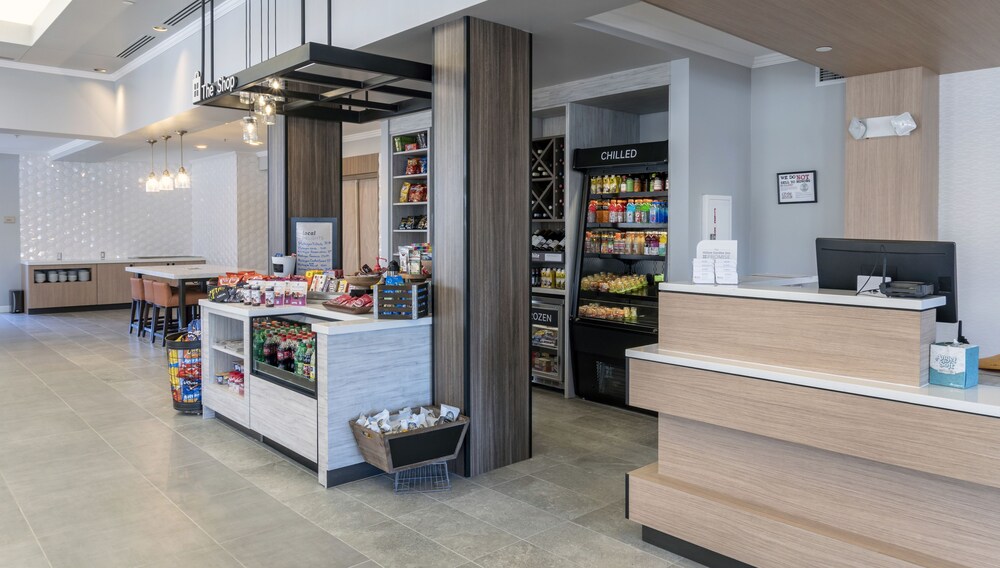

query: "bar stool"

left=150, top=281, right=181, bottom=346
left=128, top=278, right=146, bottom=336
left=141, top=279, right=162, bottom=340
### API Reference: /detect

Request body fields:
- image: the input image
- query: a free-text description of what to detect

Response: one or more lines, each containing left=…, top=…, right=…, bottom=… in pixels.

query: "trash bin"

left=9, top=290, right=23, bottom=314
left=165, top=331, right=202, bottom=413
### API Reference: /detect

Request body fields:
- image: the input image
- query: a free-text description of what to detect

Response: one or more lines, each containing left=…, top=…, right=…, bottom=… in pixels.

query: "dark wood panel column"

left=433, top=17, right=531, bottom=476
left=285, top=116, right=343, bottom=246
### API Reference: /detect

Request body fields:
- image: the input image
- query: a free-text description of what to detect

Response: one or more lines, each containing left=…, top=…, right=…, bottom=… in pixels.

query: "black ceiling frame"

left=195, top=2, right=432, bottom=124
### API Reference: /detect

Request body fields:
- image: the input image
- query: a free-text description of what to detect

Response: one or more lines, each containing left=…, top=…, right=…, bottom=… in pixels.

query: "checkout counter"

left=626, top=280, right=1000, bottom=568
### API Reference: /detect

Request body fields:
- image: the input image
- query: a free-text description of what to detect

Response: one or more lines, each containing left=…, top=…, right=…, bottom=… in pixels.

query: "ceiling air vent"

left=164, top=0, right=202, bottom=27
left=816, top=67, right=846, bottom=86
left=117, top=35, right=155, bottom=59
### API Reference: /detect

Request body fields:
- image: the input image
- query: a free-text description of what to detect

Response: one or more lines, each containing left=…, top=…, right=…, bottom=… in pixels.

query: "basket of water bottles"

left=165, top=320, right=202, bottom=413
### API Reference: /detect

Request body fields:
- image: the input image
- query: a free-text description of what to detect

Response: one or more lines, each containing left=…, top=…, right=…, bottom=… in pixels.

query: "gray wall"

left=0, top=154, right=20, bottom=308
left=749, top=61, right=845, bottom=275
left=668, top=56, right=752, bottom=281
left=639, top=111, right=669, bottom=142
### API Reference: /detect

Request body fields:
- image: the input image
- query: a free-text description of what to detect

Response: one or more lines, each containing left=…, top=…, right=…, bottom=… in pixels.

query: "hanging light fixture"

left=262, top=96, right=276, bottom=126
left=145, top=139, right=159, bottom=193
left=158, top=135, right=175, bottom=191
left=242, top=114, right=261, bottom=145
left=174, top=130, right=191, bottom=189
left=238, top=91, right=255, bottom=105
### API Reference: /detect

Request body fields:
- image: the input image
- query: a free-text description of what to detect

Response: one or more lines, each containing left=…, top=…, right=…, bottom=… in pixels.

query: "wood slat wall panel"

left=844, top=67, right=939, bottom=240
left=358, top=178, right=380, bottom=269
left=342, top=154, right=379, bottom=178
left=657, top=416, right=1000, bottom=568
left=341, top=180, right=361, bottom=275
left=629, top=465, right=924, bottom=568
left=286, top=116, right=342, bottom=244
left=629, top=359, right=1000, bottom=489
left=659, top=291, right=934, bottom=386
left=433, top=17, right=531, bottom=476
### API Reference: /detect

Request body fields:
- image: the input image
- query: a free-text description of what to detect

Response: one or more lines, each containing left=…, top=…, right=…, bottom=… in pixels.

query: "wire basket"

left=393, top=462, right=451, bottom=493
left=165, top=332, right=202, bottom=413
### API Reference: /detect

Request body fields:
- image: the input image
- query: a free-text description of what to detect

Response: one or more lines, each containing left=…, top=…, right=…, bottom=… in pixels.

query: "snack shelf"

left=576, top=315, right=657, bottom=332
left=206, top=379, right=245, bottom=400
left=393, top=201, right=429, bottom=206
left=579, top=287, right=659, bottom=302
left=394, top=173, right=428, bottom=180
left=393, top=229, right=428, bottom=233
left=393, top=148, right=428, bottom=156
left=211, top=344, right=245, bottom=359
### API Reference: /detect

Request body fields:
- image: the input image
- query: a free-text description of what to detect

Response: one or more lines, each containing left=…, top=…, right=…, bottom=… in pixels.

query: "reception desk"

left=626, top=282, right=1000, bottom=568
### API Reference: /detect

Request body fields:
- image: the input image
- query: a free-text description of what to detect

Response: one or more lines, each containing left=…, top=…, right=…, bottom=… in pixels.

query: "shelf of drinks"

left=393, top=147, right=429, bottom=156
left=531, top=287, right=565, bottom=296
left=589, top=190, right=668, bottom=199
left=393, top=201, right=429, bottom=207
left=211, top=344, right=245, bottom=359
left=394, top=173, right=429, bottom=180
left=579, top=286, right=659, bottom=303
left=588, top=222, right=668, bottom=229
left=583, top=253, right=664, bottom=261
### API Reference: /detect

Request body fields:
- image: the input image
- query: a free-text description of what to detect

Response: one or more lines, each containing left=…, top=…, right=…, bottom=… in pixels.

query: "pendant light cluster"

left=143, top=130, right=192, bottom=192
left=238, top=80, right=282, bottom=146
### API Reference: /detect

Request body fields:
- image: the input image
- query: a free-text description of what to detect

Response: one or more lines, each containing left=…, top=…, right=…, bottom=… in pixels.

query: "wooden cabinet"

left=96, top=263, right=134, bottom=305
left=23, top=264, right=98, bottom=310
left=249, top=376, right=318, bottom=462
left=342, top=176, right=380, bottom=274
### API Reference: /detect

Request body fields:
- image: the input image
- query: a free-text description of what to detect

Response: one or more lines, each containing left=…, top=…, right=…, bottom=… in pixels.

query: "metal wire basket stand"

left=393, top=462, right=451, bottom=493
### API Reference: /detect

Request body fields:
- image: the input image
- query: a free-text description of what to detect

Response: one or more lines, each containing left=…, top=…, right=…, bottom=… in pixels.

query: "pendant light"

left=174, top=130, right=191, bottom=189
left=158, top=135, right=175, bottom=191
left=145, top=139, right=159, bottom=193
left=242, top=114, right=261, bottom=146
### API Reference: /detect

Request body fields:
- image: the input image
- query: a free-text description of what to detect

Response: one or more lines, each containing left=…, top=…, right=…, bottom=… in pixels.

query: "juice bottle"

left=659, top=232, right=667, bottom=255
left=587, top=201, right=596, bottom=223
left=626, top=177, right=634, bottom=192
left=619, top=176, right=628, bottom=193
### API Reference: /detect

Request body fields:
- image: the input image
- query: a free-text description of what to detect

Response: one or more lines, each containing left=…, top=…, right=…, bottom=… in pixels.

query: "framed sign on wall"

left=776, top=170, right=817, bottom=204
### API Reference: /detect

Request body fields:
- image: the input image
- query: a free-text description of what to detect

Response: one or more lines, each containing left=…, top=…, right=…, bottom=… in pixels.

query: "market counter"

left=199, top=300, right=431, bottom=486
left=626, top=281, right=1000, bottom=568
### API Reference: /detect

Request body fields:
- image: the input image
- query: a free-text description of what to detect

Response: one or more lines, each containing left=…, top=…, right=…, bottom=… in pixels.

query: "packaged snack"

left=399, top=182, right=411, bottom=203
left=408, top=184, right=427, bottom=202
left=419, top=157, right=428, bottom=173
left=406, top=158, right=421, bottom=175
left=417, top=215, right=428, bottom=230
left=272, top=281, right=286, bottom=306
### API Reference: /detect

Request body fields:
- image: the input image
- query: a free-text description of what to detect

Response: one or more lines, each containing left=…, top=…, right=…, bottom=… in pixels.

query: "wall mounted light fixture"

left=848, top=112, right=918, bottom=140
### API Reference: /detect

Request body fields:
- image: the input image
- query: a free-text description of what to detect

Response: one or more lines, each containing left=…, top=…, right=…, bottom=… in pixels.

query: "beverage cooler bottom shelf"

left=570, top=319, right=656, bottom=410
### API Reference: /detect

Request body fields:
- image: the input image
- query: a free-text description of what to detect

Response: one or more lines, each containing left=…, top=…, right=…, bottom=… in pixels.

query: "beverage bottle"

left=253, top=324, right=264, bottom=360
left=613, top=200, right=622, bottom=223
left=263, top=332, right=276, bottom=366
left=646, top=233, right=654, bottom=255
left=626, top=200, right=635, bottom=223
left=626, top=177, right=634, bottom=193
left=652, top=173, right=664, bottom=191
left=659, top=232, right=667, bottom=255
left=295, top=335, right=307, bottom=375
left=619, top=176, right=628, bottom=193
left=587, top=201, right=596, bottom=223
left=640, top=200, right=650, bottom=223
left=275, top=335, right=287, bottom=369
left=649, top=201, right=658, bottom=223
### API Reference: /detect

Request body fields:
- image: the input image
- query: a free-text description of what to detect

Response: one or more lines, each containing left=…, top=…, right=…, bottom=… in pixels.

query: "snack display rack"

left=391, top=129, right=431, bottom=252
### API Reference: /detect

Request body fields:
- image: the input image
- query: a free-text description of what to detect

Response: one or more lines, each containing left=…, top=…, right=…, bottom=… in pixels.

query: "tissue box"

left=929, top=342, right=979, bottom=389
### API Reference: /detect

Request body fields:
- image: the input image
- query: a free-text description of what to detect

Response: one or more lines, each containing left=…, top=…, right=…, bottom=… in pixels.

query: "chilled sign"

left=192, top=71, right=238, bottom=103
left=601, top=148, right=637, bottom=161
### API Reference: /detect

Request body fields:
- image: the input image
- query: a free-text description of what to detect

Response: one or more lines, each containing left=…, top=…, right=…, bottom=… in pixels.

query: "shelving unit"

left=390, top=129, right=431, bottom=253
left=530, top=136, right=566, bottom=221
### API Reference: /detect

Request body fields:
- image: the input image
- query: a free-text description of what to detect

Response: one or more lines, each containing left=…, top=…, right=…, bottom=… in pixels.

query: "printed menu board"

left=291, top=217, right=339, bottom=275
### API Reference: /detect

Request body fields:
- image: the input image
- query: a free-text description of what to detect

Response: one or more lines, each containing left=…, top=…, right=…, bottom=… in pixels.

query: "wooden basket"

left=374, top=281, right=430, bottom=320
left=344, top=274, right=383, bottom=288
left=322, top=301, right=373, bottom=315
left=349, top=409, right=469, bottom=474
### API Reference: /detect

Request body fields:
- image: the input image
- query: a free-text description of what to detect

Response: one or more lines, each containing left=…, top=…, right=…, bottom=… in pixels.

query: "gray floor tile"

left=0, top=410, right=89, bottom=443
left=0, top=428, right=112, bottom=475
left=531, top=462, right=625, bottom=504
left=445, top=488, right=562, bottom=539
left=571, top=501, right=680, bottom=563
left=426, top=474, right=486, bottom=503
left=177, top=486, right=306, bottom=543
left=0, top=539, right=51, bottom=568
left=0, top=484, right=34, bottom=548
left=136, top=544, right=244, bottom=568
left=175, top=419, right=252, bottom=446
left=224, top=521, right=368, bottom=568
left=336, top=519, right=466, bottom=568
left=115, top=432, right=215, bottom=475
left=528, top=522, right=673, bottom=568
left=468, top=463, right=528, bottom=488
left=151, top=459, right=253, bottom=504
left=568, top=453, right=644, bottom=478
left=474, top=541, right=578, bottom=568
left=397, top=502, right=519, bottom=560
left=338, top=474, right=437, bottom=518
left=492, top=476, right=604, bottom=520
left=201, top=437, right=285, bottom=471
left=672, top=558, right=711, bottom=568
left=238, top=460, right=324, bottom=502
left=285, top=488, right=391, bottom=538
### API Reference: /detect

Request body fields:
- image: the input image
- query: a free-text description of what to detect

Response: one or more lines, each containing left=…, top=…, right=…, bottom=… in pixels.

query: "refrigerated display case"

left=530, top=298, right=564, bottom=389
left=569, top=141, right=668, bottom=408
left=250, top=314, right=328, bottom=398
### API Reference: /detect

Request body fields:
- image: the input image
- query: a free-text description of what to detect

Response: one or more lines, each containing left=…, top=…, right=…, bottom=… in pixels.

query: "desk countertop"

left=660, top=281, right=945, bottom=311
left=628, top=344, right=1000, bottom=418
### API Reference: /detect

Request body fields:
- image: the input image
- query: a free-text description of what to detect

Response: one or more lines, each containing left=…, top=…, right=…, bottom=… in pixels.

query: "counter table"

left=199, top=300, right=432, bottom=486
left=626, top=281, right=1000, bottom=568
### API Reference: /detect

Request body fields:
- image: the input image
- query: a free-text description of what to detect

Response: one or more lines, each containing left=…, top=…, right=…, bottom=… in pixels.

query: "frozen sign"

left=776, top=170, right=817, bottom=204
left=295, top=221, right=334, bottom=274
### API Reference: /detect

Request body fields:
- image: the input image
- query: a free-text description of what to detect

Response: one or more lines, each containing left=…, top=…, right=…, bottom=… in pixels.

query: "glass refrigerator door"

left=250, top=314, right=330, bottom=398
left=530, top=301, right=563, bottom=388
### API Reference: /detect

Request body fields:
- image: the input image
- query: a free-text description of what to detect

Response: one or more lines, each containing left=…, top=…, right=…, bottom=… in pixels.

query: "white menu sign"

left=295, top=221, right=334, bottom=274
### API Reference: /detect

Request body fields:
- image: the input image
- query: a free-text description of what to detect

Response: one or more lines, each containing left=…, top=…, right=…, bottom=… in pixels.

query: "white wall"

left=639, top=111, right=669, bottom=142
left=190, top=152, right=268, bottom=269
left=940, top=67, right=1000, bottom=355
left=236, top=153, right=269, bottom=271
left=0, top=154, right=19, bottom=306
left=749, top=61, right=845, bottom=275
left=18, top=156, right=192, bottom=260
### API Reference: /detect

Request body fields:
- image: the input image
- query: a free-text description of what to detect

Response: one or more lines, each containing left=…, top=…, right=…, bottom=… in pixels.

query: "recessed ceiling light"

left=815, top=46, right=833, bottom=53
left=194, top=144, right=207, bottom=150
left=152, top=25, right=168, bottom=32
left=94, top=68, right=107, bottom=73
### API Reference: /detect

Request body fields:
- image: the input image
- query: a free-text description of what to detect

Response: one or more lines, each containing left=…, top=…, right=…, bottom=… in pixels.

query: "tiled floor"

left=0, top=310, right=706, bottom=568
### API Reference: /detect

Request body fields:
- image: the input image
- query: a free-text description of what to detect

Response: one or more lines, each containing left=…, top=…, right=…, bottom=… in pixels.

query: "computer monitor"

left=816, top=238, right=958, bottom=323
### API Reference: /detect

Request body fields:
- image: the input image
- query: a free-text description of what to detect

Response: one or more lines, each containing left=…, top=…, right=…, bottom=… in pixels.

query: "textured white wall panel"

left=940, top=67, right=1000, bottom=356
left=19, top=156, right=192, bottom=261
left=190, top=153, right=238, bottom=267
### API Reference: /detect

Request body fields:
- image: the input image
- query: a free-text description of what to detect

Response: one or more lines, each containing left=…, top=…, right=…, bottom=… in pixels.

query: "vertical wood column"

left=844, top=67, right=938, bottom=240
left=285, top=116, right=343, bottom=246
left=433, top=17, right=531, bottom=476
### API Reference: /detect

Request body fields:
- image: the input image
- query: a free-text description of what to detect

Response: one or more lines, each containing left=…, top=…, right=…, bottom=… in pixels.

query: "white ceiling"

left=0, top=132, right=73, bottom=154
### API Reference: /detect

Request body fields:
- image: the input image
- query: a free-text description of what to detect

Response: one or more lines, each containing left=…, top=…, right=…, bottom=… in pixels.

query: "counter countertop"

left=660, top=281, right=945, bottom=311
left=126, top=264, right=239, bottom=280
left=199, top=299, right=432, bottom=336
left=627, top=344, right=1000, bottom=418
left=23, top=256, right=205, bottom=267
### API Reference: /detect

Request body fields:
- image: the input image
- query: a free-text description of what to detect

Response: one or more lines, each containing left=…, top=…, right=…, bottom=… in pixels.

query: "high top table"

left=126, top=264, right=239, bottom=328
